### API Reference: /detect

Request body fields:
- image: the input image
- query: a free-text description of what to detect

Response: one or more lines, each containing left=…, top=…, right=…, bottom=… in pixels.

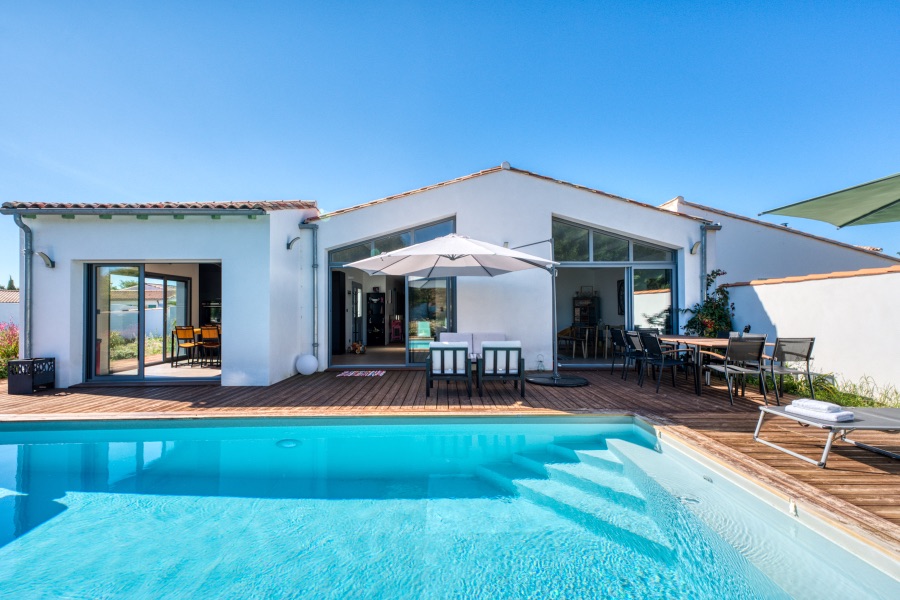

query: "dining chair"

left=622, top=331, right=645, bottom=382
left=173, top=326, right=200, bottom=368
left=199, top=326, right=221, bottom=368
left=637, top=332, right=697, bottom=393
left=765, top=337, right=816, bottom=405
left=700, top=337, right=768, bottom=405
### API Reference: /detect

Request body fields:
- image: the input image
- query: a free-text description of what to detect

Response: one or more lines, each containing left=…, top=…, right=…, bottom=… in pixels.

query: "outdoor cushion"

left=429, top=342, right=469, bottom=374
left=474, top=332, right=506, bottom=353
left=438, top=332, right=474, bottom=353
left=482, top=341, right=522, bottom=374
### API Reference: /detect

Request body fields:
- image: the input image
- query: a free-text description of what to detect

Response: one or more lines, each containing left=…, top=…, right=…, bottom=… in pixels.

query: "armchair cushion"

left=474, top=332, right=506, bottom=353
left=438, top=333, right=473, bottom=353
left=428, top=342, right=470, bottom=374
left=481, top=341, right=522, bottom=374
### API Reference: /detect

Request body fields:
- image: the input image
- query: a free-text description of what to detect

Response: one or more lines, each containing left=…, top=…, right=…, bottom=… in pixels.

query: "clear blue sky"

left=2, top=1, right=898, bottom=284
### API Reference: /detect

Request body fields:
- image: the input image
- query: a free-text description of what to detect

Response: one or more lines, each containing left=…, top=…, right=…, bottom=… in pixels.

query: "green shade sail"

left=761, top=173, right=900, bottom=228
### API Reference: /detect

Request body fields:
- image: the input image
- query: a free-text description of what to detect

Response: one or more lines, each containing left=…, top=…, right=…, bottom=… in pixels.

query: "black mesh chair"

left=765, top=337, right=816, bottom=405
left=701, top=337, right=768, bottom=405
left=638, top=332, right=697, bottom=393
left=609, top=328, right=630, bottom=377
left=622, top=331, right=645, bottom=382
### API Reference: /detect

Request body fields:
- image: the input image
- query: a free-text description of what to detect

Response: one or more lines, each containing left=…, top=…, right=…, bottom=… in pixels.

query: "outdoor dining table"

left=657, top=335, right=731, bottom=396
left=658, top=335, right=774, bottom=396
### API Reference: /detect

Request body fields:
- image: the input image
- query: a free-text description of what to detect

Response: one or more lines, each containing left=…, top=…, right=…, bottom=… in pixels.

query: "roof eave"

left=0, top=207, right=269, bottom=217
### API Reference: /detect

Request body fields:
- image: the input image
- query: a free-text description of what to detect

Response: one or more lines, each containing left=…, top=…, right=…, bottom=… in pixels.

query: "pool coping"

left=2, top=407, right=900, bottom=566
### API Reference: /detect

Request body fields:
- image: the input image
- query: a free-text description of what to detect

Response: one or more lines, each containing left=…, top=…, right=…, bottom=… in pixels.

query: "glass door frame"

left=86, top=264, right=193, bottom=381
left=144, top=270, right=191, bottom=366
left=86, top=263, right=146, bottom=381
left=405, top=276, right=456, bottom=365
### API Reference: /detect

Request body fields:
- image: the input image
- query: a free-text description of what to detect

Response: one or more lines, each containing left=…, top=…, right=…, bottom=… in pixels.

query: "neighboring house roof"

left=0, top=200, right=316, bottom=215
left=0, top=290, right=19, bottom=303
left=110, top=284, right=168, bottom=302
left=311, top=164, right=707, bottom=223
left=660, top=198, right=900, bottom=263
left=725, top=265, right=900, bottom=287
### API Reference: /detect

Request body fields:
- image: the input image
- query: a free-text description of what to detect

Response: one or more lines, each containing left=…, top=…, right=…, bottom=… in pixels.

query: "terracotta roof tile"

left=1, top=200, right=316, bottom=213
left=725, top=265, right=900, bottom=287
left=0, top=290, right=19, bottom=303
left=311, top=165, right=706, bottom=223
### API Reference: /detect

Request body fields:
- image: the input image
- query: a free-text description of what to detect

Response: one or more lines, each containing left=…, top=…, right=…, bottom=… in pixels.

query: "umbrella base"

left=526, top=374, right=589, bottom=387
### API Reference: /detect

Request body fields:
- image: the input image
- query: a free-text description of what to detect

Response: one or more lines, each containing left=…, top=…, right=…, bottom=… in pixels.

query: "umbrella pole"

left=526, top=260, right=588, bottom=388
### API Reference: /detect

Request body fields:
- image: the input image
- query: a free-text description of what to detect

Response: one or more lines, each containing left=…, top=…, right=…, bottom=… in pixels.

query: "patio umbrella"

left=347, top=233, right=587, bottom=387
left=760, top=173, right=900, bottom=228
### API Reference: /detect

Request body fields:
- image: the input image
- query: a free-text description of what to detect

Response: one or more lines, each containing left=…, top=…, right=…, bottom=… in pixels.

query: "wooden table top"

left=658, top=335, right=730, bottom=347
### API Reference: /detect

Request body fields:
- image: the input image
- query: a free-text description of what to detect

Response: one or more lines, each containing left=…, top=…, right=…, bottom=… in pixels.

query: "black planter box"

left=8, top=358, right=56, bottom=395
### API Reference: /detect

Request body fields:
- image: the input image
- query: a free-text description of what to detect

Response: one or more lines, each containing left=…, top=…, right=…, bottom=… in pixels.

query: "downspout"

left=13, top=214, right=33, bottom=358
left=699, top=222, right=722, bottom=300
left=298, top=222, right=319, bottom=358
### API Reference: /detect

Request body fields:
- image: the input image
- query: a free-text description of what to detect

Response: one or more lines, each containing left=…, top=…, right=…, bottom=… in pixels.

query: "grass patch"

left=760, top=373, right=900, bottom=408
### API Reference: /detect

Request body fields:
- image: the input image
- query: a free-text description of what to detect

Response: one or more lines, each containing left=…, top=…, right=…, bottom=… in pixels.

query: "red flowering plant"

left=0, top=321, right=19, bottom=379
left=681, top=270, right=734, bottom=337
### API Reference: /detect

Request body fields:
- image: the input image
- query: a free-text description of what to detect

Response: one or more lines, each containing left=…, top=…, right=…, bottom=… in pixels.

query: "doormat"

left=336, top=370, right=386, bottom=377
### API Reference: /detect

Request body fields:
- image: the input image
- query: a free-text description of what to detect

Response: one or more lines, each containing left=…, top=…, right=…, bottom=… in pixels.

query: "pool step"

left=476, top=459, right=672, bottom=559
left=543, top=462, right=647, bottom=512
left=508, top=449, right=647, bottom=512
left=547, top=442, right=626, bottom=473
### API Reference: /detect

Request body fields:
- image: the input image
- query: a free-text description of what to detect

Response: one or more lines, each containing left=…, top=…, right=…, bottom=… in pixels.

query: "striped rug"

left=336, top=370, right=386, bottom=377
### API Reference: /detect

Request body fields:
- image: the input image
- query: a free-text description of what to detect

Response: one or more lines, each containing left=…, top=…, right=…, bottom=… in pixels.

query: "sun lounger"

left=754, top=405, right=900, bottom=468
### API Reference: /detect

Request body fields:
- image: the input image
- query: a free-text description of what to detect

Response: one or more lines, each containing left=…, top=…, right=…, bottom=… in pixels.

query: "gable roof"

left=660, top=198, right=900, bottom=263
left=311, top=164, right=706, bottom=223
left=0, top=200, right=316, bottom=216
left=0, top=290, right=19, bottom=303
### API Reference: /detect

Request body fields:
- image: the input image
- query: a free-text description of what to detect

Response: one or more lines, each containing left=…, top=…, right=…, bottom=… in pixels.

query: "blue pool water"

left=0, top=417, right=896, bottom=598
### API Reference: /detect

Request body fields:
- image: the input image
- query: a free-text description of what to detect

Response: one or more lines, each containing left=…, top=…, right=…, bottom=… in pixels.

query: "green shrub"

left=0, top=321, right=19, bottom=379
left=681, top=270, right=734, bottom=337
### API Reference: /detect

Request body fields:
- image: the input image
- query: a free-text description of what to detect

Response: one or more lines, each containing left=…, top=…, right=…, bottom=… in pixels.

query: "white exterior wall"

left=666, top=200, right=898, bottom=283
left=18, top=209, right=314, bottom=388
left=317, top=169, right=707, bottom=370
left=0, top=302, right=16, bottom=325
left=729, top=272, right=899, bottom=390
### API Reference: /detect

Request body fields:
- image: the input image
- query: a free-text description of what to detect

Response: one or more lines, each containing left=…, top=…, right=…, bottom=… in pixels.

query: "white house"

left=0, top=290, right=18, bottom=325
left=660, top=197, right=898, bottom=284
left=1, top=201, right=317, bottom=387
left=3, top=163, right=895, bottom=389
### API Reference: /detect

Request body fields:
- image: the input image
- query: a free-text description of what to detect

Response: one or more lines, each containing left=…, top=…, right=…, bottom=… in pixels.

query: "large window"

left=329, top=219, right=455, bottom=264
left=552, top=218, right=675, bottom=263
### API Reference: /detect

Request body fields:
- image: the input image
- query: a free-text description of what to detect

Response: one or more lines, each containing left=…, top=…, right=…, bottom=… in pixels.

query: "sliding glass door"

left=93, top=265, right=142, bottom=377
left=407, top=277, right=454, bottom=364
left=632, top=268, right=674, bottom=334
left=90, top=266, right=191, bottom=380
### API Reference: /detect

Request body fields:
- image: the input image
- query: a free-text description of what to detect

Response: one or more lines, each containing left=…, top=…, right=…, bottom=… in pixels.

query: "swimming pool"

left=0, top=417, right=896, bottom=598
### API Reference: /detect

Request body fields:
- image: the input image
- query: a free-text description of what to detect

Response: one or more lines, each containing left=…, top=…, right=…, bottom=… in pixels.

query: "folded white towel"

left=785, top=405, right=855, bottom=422
left=791, top=398, right=842, bottom=413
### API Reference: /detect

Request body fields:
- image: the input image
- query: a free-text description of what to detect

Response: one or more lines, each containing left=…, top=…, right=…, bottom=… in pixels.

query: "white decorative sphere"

left=296, top=354, right=319, bottom=376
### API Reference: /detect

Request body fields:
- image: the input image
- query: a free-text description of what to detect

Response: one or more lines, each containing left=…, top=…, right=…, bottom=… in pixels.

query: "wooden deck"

left=2, top=368, right=899, bottom=557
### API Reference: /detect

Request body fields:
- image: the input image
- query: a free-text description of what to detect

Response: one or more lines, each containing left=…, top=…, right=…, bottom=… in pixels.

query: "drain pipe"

left=13, top=214, right=33, bottom=358
left=699, top=222, right=722, bottom=300
left=298, top=222, right=319, bottom=359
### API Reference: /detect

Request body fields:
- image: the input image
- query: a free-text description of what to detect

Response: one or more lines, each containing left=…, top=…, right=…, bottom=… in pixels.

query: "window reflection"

left=552, top=221, right=589, bottom=261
